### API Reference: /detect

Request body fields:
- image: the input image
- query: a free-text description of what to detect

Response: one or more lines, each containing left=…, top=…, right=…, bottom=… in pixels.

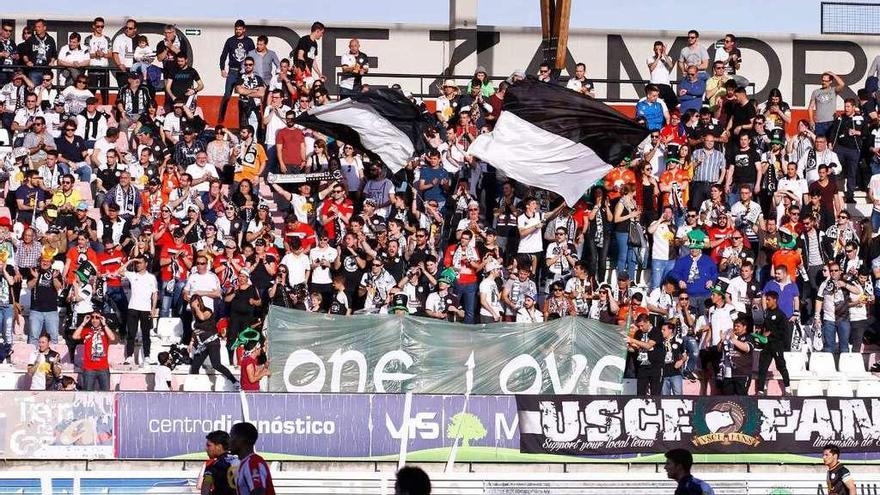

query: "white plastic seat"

left=856, top=380, right=880, bottom=397
left=156, top=317, right=183, bottom=344
left=214, top=374, right=237, bottom=392
left=784, top=352, right=811, bottom=379
left=808, top=352, right=841, bottom=378
left=796, top=379, right=824, bottom=397
left=0, top=371, right=19, bottom=390
left=839, top=353, right=872, bottom=378
left=826, top=379, right=854, bottom=397
left=11, top=343, right=34, bottom=368
left=182, top=374, right=213, bottom=391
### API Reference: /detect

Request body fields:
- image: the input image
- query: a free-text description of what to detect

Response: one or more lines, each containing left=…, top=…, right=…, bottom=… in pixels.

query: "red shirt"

left=319, top=197, right=353, bottom=241
left=97, top=248, right=126, bottom=288
left=605, top=167, right=636, bottom=200
left=276, top=127, right=306, bottom=170
left=283, top=222, right=316, bottom=251
left=82, top=326, right=110, bottom=371
left=240, top=355, right=261, bottom=391
left=65, top=246, right=99, bottom=284
left=706, top=225, right=736, bottom=263
left=160, top=241, right=193, bottom=282
left=443, top=243, right=481, bottom=285
left=659, top=123, right=686, bottom=146
left=152, top=218, right=179, bottom=247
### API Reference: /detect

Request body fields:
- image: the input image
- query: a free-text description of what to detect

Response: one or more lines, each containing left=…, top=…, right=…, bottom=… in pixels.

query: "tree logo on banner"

left=447, top=413, right=487, bottom=448
left=692, top=400, right=761, bottom=447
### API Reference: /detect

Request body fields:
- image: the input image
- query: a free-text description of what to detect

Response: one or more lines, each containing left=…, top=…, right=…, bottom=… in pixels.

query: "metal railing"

left=336, top=71, right=756, bottom=104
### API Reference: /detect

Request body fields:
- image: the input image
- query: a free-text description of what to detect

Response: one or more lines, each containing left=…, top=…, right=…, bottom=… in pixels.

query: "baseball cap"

left=76, top=201, right=89, bottom=211
left=172, top=228, right=185, bottom=238
left=254, top=238, right=266, bottom=247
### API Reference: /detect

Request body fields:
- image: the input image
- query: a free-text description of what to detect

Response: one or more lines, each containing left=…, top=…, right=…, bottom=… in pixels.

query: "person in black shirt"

left=660, top=322, right=686, bottom=395
left=664, top=448, right=716, bottom=495
left=21, top=19, right=57, bottom=84
left=823, top=444, right=856, bottom=495
left=755, top=291, right=791, bottom=396
left=293, top=22, right=325, bottom=79
left=223, top=269, right=261, bottom=363
left=165, top=52, right=203, bottom=107
left=725, top=132, right=764, bottom=205
left=718, top=316, right=755, bottom=395
left=202, top=430, right=237, bottom=495
left=188, top=296, right=237, bottom=386
left=829, top=98, right=866, bottom=203
left=218, top=20, right=255, bottom=122
left=627, top=314, right=664, bottom=395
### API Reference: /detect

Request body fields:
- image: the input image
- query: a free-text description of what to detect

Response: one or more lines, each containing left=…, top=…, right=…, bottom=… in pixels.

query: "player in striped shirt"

left=229, top=422, right=275, bottom=495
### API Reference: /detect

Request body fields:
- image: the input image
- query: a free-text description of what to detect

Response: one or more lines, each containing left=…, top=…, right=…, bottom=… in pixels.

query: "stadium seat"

left=783, top=352, right=810, bottom=379
left=0, top=128, right=12, bottom=146
left=73, top=346, right=84, bottom=368
left=11, top=343, right=34, bottom=368
left=808, top=352, right=840, bottom=378
left=156, top=317, right=183, bottom=344
left=87, top=208, right=101, bottom=221
left=0, top=206, right=9, bottom=220
left=108, top=344, right=127, bottom=369
left=856, top=380, right=880, bottom=397
left=75, top=182, right=93, bottom=201
left=827, top=379, right=853, bottom=397
left=50, top=344, right=71, bottom=366
left=796, top=379, right=824, bottom=397
left=0, top=371, right=20, bottom=390
left=118, top=372, right=149, bottom=391
left=214, top=375, right=237, bottom=392
left=183, top=374, right=213, bottom=391
left=838, top=353, right=873, bottom=379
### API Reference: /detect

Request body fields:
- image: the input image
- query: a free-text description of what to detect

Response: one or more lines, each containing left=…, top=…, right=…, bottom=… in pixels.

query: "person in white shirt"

left=60, top=77, right=94, bottom=117
left=516, top=292, right=544, bottom=323
left=799, top=135, right=840, bottom=184
left=122, top=256, right=159, bottom=365
left=647, top=41, right=677, bottom=109
left=775, top=162, right=808, bottom=208
left=27, top=333, right=62, bottom=390
left=153, top=351, right=173, bottom=391
left=725, top=260, right=761, bottom=316
left=112, top=19, right=138, bottom=82
left=359, top=258, right=396, bottom=313
left=183, top=254, right=222, bottom=311
left=262, top=89, right=290, bottom=150
left=479, top=260, right=503, bottom=323
left=84, top=18, right=112, bottom=102
left=517, top=196, right=544, bottom=274
left=647, top=206, right=677, bottom=290
left=308, top=234, right=338, bottom=307
left=279, top=237, right=311, bottom=287
left=565, top=62, right=595, bottom=97
left=185, top=152, right=219, bottom=193
left=57, top=33, right=91, bottom=86
left=544, top=225, right=578, bottom=290
left=867, top=172, right=880, bottom=230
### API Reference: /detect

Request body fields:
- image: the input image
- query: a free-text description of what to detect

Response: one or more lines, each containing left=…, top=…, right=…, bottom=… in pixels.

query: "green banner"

left=265, top=308, right=627, bottom=395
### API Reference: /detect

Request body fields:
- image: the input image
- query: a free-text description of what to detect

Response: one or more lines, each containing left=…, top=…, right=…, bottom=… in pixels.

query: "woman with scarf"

left=223, top=269, right=261, bottom=364
left=443, top=229, right=484, bottom=324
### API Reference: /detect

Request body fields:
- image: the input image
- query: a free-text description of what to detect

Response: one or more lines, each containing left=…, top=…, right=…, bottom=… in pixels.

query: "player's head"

left=205, top=430, right=230, bottom=459
left=395, top=466, right=431, bottom=495
left=229, top=422, right=258, bottom=456
left=822, top=443, right=841, bottom=467
left=664, top=448, right=693, bottom=481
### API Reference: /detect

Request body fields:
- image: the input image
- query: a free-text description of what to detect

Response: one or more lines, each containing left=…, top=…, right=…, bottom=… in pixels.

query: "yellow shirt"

left=234, top=142, right=267, bottom=184
left=52, top=189, right=82, bottom=210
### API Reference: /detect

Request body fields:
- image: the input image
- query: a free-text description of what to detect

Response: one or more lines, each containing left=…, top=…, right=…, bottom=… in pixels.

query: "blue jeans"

left=218, top=68, right=240, bottom=121
left=614, top=231, right=637, bottom=282
left=0, top=305, right=13, bottom=344
left=662, top=374, right=683, bottom=395
left=650, top=259, right=675, bottom=291
left=81, top=369, right=110, bottom=391
left=823, top=319, right=851, bottom=353
left=29, top=310, right=59, bottom=344
left=871, top=156, right=880, bottom=176
left=836, top=146, right=861, bottom=198
left=682, top=335, right=700, bottom=374
left=872, top=210, right=880, bottom=231
left=266, top=145, right=278, bottom=174
left=815, top=121, right=833, bottom=139
left=105, top=285, right=128, bottom=334
left=455, top=281, right=478, bottom=324
left=161, top=279, right=186, bottom=318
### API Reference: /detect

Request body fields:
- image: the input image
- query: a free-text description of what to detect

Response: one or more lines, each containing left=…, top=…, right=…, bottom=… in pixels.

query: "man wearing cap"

left=425, top=269, right=464, bottom=322
left=159, top=227, right=193, bottom=318
left=64, top=201, right=98, bottom=245
left=174, top=125, right=206, bottom=169
left=1, top=70, right=34, bottom=131
left=669, top=229, right=718, bottom=313
left=515, top=290, right=543, bottom=323
left=436, top=80, right=460, bottom=122
left=75, top=97, right=108, bottom=148
left=116, top=71, right=153, bottom=129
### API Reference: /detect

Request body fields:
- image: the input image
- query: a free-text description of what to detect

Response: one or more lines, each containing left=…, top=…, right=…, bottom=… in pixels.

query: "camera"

left=167, top=343, right=192, bottom=370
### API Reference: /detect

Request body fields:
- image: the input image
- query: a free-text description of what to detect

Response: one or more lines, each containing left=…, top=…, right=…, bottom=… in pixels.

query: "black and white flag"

left=295, top=89, right=428, bottom=172
left=469, top=78, right=649, bottom=205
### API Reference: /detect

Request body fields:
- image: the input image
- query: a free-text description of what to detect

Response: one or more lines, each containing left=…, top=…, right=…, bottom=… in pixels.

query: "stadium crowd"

left=0, top=19, right=877, bottom=396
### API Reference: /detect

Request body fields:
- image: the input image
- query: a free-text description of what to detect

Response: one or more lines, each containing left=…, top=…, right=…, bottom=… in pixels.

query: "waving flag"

left=469, top=78, right=649, bottom=205
left=295, top=89, right=428, bottom=172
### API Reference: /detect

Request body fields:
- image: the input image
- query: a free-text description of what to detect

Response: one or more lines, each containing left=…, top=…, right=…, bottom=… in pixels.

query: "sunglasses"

left=126, top=26, right=136, bottom=30
left=61, top=181, right=72, bottom=185
left=732, top=236, right=743, bottom=240
left=830, top=268, right=841, bottom=272
left=415, top=234, right=426, bottom=238
left=2, top=28, right=12, bottom=33
left=553, top=288, right=563, bottom=292
left=197, top=261, right=207, bottom=265
left=555, top=232, right=566, bottom=236
left=244, top=63, right=254, bottom=67
left=333, top=189, right=344, bottom=193
left=372, top=263, right=382, bottom=267
left=686, top=214, right=697, bottom=218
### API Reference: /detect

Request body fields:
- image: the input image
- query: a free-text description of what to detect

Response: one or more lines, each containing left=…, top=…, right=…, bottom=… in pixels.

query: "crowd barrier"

left=4, top=390, right=880, bottom=464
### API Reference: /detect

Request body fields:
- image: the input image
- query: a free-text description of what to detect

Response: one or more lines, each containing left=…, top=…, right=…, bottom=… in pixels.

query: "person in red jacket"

left=443, top=229, right=483, bottom=324
left=159, top=228, right=193, bottom=318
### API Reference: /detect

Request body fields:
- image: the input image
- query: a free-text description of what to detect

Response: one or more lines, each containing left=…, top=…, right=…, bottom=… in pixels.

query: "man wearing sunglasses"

left=112, top=19, right=139, bottom=88
left=84, top=17, right=111, bottom=103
